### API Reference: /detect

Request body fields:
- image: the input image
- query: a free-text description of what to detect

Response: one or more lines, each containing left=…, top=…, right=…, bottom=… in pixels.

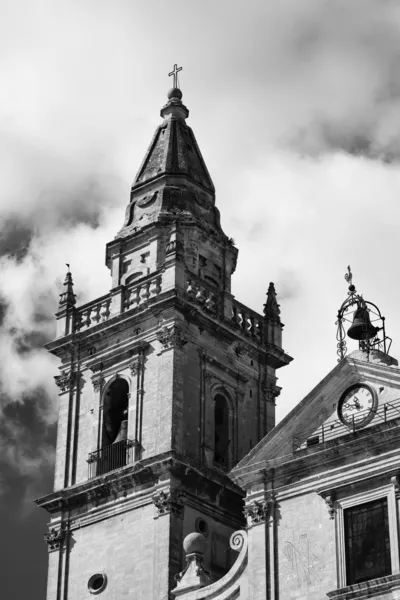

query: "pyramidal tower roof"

left=131, top=86, right=215, bottom=195
left=116, top=75, right=224, bottom=240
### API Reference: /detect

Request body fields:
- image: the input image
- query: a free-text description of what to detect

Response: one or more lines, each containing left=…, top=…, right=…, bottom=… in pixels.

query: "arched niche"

left=101, top=377, right=130, bottom=447
left=213, top=392, right=232, bottom=469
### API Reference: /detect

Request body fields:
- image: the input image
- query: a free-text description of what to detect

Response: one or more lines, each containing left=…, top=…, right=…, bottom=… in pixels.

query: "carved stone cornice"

left=35, top=464, right=154, bottom=514
left=153, top=489, right=184, bottom=517
left=54, top=370, right=79, bottom=393
left=44, top=526, right=66, bottom=551
left=157, top=324, right=188, bottom=350
left=201, top=354, right=248, bottom=384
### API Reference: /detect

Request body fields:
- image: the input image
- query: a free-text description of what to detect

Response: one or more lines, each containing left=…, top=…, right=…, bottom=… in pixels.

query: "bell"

left=347, top=307, right=379, bottom=341
left=113, top=417, right=128, bottom=444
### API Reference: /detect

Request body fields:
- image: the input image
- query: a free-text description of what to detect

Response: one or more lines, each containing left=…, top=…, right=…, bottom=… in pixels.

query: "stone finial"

left=263, top=282, right=281, bottom=321
left=172, top=533, right=211, bottom=595
left=59, top=265, right=76, bottom=307
left=160, top=84, right=189, bottom=121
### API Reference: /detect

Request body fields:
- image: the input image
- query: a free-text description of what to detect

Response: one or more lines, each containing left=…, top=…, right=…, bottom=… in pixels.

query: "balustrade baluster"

left=92, top=304, right=101, bottom=323
left=139, top=282, right=150, bottom=302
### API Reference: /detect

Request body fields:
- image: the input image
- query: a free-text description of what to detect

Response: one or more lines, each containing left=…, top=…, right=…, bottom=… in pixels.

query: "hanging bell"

left=347, top=307, right=379, bottom=341
left=113, top=408, right=128, bottom=444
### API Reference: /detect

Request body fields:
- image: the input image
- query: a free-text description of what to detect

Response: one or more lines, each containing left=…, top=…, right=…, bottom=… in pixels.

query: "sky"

left=2, top=0, right=400, bottom=597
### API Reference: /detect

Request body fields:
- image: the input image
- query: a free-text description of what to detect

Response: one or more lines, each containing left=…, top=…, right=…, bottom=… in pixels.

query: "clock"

left=338, top=383, right=378, bottom=429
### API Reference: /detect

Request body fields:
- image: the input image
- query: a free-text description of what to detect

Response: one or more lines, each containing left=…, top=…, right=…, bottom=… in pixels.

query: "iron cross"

left=168, top=64, right=182, bottom=88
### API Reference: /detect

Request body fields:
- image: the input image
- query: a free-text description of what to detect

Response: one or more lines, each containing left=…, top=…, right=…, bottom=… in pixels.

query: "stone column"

left=244, top=499, right=269, bottom=600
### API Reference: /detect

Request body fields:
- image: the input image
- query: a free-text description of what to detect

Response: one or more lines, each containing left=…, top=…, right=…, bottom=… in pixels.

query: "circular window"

left=195, top=518, right=209, bottom=538
left=88, top=573, right=107, bottom=595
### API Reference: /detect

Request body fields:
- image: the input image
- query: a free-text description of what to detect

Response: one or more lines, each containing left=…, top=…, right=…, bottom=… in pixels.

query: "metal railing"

left=88, top=440, right=134, bottom=478
left=293, top=396, right=400, bottom=452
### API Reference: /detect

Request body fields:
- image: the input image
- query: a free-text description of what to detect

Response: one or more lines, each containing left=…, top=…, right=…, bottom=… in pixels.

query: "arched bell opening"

left=214, top=394, right=231, bottom=469
left=102, top=377, right=129, bottom=446
left=96, top=377, right=130, bottom=476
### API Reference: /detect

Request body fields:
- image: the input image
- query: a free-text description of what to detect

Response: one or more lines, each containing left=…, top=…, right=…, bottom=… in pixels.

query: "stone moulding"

left=327, top=573, right=400, bottom=600
left=172, top=530, right=248, bottom=599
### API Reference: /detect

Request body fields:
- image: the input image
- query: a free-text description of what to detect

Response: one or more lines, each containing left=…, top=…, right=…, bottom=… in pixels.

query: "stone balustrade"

left=73, top=274, right=163, bottom=333
left=76, top=296, right=111, bottom=331
left=231, top=300, right=263, bottom=340
left=185, top=276, right=218, bottom=314
left=123, top=274, right=162, bottom=310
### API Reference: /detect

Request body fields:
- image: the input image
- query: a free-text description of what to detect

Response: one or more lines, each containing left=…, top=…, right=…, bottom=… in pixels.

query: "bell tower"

left=36, top=76, right=292, bottom=599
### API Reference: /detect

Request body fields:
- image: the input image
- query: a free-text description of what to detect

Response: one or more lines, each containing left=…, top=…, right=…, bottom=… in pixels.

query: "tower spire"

left=264, top=282, right=281, bottom=322
left=59, top=264, right=76, bottom=307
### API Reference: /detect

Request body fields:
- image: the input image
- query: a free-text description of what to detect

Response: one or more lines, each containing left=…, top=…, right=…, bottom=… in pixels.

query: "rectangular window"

left=344, top=498, right=391, bottom=585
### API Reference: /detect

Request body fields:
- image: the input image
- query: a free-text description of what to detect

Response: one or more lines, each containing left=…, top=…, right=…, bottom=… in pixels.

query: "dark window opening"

left=102, top=378, right=129, bottom=446
left=344, top=498, right=391, bottom=585
left=306, top=436, right=319, bottom=447
left=93, top=378, right=130, bottom=476
left=214, top=394, right=230, bottom=468
left=199, top=254, right=207, bottom=269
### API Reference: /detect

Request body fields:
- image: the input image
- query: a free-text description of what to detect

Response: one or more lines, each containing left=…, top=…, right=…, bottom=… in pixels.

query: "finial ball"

left=168, top=87, right=182, bottom=100
left=183, top=532, right=206, bottom=555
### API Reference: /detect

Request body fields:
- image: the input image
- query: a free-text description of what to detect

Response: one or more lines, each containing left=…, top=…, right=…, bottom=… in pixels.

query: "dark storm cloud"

left=0, top=220, right=33, bottom=261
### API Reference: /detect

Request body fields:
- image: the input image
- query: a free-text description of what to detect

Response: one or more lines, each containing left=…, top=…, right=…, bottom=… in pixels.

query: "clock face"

left=338, top=384, right=377, bottom=428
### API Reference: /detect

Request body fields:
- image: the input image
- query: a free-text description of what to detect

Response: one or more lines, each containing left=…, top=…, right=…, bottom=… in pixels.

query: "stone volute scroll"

left=172, top=530, right=248, bottom=599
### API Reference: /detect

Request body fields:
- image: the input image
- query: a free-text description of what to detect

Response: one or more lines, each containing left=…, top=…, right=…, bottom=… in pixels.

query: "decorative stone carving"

left=153, top=490, right=183, bottom=517
left=244, top=500, right=268, bottom=525
left=230, top=341, right=248, bottom=357
left=173, top=533, right=211, bottom=592
left=244, top=493, right=276, bottom=526
left=318, top=490, right=336, bottom=519
left=44, top=526, right=65, bottom=550
left=91, top=375, right=104, bottom=393
left=172, top=530, right=248, bottom=598
left=130, top=354, right=145, bottom=377
left=263, top=384, right=281, bottom=403
left=204, top=370, right=213, bottom=383
left=157, top=324, right=188, bottom=349
left=54, top=371, right=78, bottom=393
left=391, top=475, right=400, bottom=497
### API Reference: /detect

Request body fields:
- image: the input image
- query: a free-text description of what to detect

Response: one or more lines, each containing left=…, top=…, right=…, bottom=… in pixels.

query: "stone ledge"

left=327, top=573, right=400, bottom=599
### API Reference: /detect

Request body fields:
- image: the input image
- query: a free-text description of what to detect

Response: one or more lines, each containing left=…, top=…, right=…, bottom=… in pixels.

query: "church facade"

left=36, top=81, right=400, bottom=600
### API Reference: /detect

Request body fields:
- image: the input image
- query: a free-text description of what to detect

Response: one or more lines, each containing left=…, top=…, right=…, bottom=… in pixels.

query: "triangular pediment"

left=232, top=349, right=400, bottom=473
